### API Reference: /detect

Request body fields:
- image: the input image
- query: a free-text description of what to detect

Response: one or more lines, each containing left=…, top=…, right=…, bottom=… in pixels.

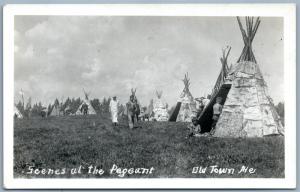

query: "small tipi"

left=153, top=90, right=169, bottom=121
left=14, top=105, right=23, bottom=119
left=75, top=89, right=97, bottom=115
left=199, top=17, right=284, bottom=137
left=169, top=73, right=197, bottom=122
left=50, top=99, right=61, bottom=116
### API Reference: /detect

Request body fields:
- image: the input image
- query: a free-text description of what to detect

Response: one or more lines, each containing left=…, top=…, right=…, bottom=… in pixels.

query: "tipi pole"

left=236, top=16, right=261, bottom=63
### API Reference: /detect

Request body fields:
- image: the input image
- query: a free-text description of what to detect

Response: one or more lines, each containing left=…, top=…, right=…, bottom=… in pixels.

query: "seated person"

left=186, top=117, right=201, bottom=138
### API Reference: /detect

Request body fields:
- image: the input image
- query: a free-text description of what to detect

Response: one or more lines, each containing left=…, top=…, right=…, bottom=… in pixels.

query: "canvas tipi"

left=199, top=17, right=284, bottom=137
left=153, top=90, right=169, bottom=121
left=14, top=105, right=23, bottom=119
left=75, top=90, right=97, bottom=115
left=169, top=73, right=197, bottom=122
left=50, top=99, right=61, bottom=116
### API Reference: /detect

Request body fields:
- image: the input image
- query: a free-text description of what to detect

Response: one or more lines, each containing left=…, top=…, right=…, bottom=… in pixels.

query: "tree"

left=61, top=97, right=72, bottom=115
left=100, top=97, right=111, bottom=114
left=70, top=97, right=82, bottom=114
left=118, top=104, right=125, bottom=116
left=31, top=102, right=45, bottom=117
left=90, top=98, right=101, bottom=114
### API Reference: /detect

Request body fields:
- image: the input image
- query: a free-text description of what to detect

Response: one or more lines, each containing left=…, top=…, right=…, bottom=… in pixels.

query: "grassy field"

left=14, top=114, right=284, bottom=178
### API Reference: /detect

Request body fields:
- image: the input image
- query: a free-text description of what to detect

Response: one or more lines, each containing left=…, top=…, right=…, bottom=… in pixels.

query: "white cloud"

left=14, top=16, right=284, bottom=106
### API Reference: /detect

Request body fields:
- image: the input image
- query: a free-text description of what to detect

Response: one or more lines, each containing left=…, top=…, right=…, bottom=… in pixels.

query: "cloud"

left=14, top=16, right=284, bottom=106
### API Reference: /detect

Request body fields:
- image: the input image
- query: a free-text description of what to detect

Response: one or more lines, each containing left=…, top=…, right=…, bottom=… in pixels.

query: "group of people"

left=187, top=96, right=223, bottom=138
left=109, top=93, right=224, bottom=137
left=109, top=94, right=141, bottom=129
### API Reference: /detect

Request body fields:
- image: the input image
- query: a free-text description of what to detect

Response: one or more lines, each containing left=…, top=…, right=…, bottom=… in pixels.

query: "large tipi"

left=169, top=73, right=197, bottom=122
left=75, top=90, right=97, bottom=115
left=199, top=17, right=284, bottom=137
left=153, top=90, right=169, bottom=121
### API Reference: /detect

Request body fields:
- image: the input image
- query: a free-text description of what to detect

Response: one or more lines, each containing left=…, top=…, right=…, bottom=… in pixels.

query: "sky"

left=14, top=16, right=284, bottom=107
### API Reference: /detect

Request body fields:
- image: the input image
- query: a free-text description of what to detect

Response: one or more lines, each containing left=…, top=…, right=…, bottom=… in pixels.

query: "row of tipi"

left=14, top=89, right=97, bottom=118
left=14, top=17, right=284, bottom=138
left=50, top=89, right=97, bottom=116
left=48, top=90, right=97, bottom=116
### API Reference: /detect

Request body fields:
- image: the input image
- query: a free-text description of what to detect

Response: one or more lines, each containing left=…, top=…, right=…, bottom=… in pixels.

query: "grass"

left=14, top=114, right=284, bottom=178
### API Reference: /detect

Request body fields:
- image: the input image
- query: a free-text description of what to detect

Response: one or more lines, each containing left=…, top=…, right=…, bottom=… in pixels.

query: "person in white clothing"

left=109, top=96, right=119, bottom=126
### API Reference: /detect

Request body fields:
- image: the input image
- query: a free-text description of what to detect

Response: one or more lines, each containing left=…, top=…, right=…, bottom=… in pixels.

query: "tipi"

left=50, top=99, right=61, bottom=116
left=75, top=89, right=97, bottom=115
left=152, top=90, right=169, bottom=121
left=169, top=73, right=197, bottom=122
left=14, top=105, right=23, bottom=119
left=199, top=17, right=284, bottom=137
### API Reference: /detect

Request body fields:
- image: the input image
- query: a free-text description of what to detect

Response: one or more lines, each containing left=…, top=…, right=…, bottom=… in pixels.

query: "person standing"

left=109, top=96, right=119, bottom=126
left=133, top=98, right=140, bottom=122
left=126, top=95, right=136, bottom=129
left=81, top=103, right=88, bottom=115
left=211, top=97, right=223, bottom=134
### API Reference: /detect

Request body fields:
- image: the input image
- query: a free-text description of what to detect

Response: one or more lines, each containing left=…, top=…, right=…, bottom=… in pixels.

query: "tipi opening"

left=198, top=46, right=232, bottom=133
left=199, top=84, right=231, bottom=133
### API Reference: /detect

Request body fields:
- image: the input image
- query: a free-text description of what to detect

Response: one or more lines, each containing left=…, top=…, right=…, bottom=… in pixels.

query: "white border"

left=3, top=4, right=296, bottom=189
